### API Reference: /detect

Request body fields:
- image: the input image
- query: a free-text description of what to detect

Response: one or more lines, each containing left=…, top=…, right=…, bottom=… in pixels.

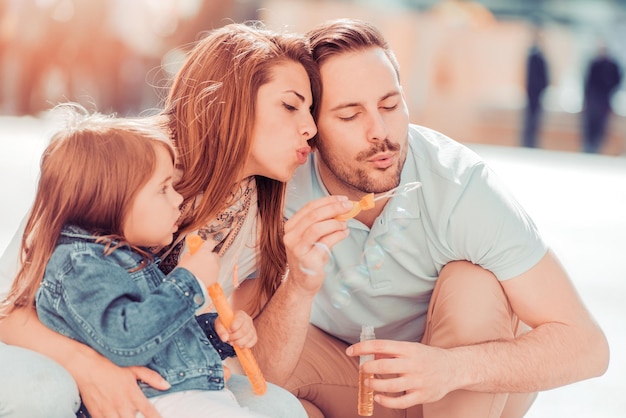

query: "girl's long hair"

left=163, top=23, right=320, bottom=314
left=1, top=104, right=174, bottom=314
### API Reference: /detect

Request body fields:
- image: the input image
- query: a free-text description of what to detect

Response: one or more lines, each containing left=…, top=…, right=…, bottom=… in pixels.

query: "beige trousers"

left=284, top=261, right=537, bottom=418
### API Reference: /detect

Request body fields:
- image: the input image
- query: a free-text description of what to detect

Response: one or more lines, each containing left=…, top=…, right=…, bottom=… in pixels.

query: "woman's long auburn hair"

left=163, top=23, right=321, bottom=314
left=1, top=105, right=174, bottom=314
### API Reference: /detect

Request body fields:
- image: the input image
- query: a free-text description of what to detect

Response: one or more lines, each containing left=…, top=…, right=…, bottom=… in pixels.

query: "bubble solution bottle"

left=358, top=325, right=375, bottom=416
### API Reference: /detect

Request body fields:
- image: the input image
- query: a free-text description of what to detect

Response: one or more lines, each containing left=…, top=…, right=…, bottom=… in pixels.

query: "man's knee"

left=426, top=261, right=516, bottom=347
left=0, top=343, right=80, bottom=417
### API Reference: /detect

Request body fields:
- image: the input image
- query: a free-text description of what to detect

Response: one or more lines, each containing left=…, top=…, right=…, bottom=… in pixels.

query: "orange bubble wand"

left=335, top=182, right=422, bottom=221
left=186, top=235, right=268, bottom=395
left=335, top=193, right=375, bottom=221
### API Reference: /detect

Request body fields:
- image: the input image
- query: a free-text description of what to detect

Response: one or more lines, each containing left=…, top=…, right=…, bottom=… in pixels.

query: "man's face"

left=315, top=47, right=410, bottom=198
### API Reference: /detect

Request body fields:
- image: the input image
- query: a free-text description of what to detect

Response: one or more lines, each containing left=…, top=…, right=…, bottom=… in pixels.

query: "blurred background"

left=0, top=1, right=625, bottom=418
left=1, top=0, right=625, bottom=153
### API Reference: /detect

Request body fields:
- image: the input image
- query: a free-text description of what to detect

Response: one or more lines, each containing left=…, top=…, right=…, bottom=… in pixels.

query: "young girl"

left=6, top=104, right=266, bottom=418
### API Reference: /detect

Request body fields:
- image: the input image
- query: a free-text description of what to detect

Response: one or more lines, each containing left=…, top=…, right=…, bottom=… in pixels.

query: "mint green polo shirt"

left=285, top=124, right=547, bottom=345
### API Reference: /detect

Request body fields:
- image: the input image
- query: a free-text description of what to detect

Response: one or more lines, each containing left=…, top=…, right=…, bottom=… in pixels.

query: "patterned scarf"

left=158, top=177, right=255, bottom=274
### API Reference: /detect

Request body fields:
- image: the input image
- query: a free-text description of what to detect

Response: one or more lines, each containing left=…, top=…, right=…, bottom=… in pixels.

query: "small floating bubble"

left=338, top=265, right=370, bottom=290
left=331, top=287, right=351, bottom=309
left=324, top=252, right=336, bottom=274
left=362, top=244, right=385, bottom=270
left=379, top=229, right=404, bottom=253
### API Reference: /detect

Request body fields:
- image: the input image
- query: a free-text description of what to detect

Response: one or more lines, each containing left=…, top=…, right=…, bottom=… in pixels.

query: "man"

left=582, top=42, right=622, bottom=153
left=522, top=27, right=549, bottom=148
left=278, top=18, right=608, bottom=418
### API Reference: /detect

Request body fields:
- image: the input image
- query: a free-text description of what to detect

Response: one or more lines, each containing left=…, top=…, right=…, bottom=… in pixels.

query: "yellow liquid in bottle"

left=358, top=370, right=374, bottom=416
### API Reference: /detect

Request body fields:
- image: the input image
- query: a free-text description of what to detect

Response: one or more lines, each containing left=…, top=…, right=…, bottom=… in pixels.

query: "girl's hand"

left=177, top=238, right=220, bottom=288
left=214, top=310, right=257, bottom=349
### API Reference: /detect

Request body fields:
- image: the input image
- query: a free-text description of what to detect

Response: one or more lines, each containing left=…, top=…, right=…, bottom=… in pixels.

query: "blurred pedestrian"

left=582, top=42, right=622, bottom=153
left=522, top=27, right=549, bottom=148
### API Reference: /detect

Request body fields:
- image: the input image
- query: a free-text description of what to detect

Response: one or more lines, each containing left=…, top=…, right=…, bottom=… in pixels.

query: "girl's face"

left=243, top=60, right=317, bottom=181
left=123, top=144, right=183, bottom=247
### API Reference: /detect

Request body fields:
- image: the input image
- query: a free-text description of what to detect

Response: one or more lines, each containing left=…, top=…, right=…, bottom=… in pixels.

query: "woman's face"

left=243, top=60, right=317, bottom=182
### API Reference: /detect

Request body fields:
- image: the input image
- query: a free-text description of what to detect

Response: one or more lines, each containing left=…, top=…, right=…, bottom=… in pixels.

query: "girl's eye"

left=283, top=102, right=297, bottom=111
left=382, top=104, right=398, bottom=111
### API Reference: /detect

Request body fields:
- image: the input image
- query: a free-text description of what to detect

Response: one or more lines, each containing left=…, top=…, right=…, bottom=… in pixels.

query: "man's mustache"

left=356, top=139, right=401, bottom=161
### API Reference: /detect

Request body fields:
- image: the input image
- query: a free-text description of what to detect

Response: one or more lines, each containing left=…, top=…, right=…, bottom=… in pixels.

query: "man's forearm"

left=251, top=278, right=315, bottom=385
left=450, top=321, right=609, bottom=394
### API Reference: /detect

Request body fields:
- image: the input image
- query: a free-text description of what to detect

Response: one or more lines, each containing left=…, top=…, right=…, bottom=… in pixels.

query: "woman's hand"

left=0, top=307, right=168, bottom=418
left=283, top=195, right=353, bottom=295
left=69, top=352, right=170, bottom=418
left=177, top=238, right=220, bottom=288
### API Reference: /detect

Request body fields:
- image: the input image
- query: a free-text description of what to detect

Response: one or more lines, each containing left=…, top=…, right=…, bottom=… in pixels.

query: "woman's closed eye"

left=282, top=102, right=297, bottom=111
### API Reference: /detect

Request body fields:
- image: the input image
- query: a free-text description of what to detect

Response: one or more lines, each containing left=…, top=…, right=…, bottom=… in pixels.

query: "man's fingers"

left=348, top=339, right=415, bottom=358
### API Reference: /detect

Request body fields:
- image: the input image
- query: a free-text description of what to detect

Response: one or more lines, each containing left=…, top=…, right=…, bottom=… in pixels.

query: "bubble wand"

left=335, top=181, right=422, bottom=221
left=186, top=235, right=268, bottom=395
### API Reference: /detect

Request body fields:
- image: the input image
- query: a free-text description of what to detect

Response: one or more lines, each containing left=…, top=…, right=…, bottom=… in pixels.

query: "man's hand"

left=347, top=339, right=455, bottom=409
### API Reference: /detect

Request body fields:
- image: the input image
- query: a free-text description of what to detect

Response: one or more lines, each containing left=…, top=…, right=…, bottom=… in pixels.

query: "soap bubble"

left=362, top=244, right=385, bottom=270
left=379, top=228, right=404, bottom=253
left=324, top=251, right=336, bottom=274
left=338, top=265, right=370, bottom=290
left=389, top=205, right=413, bottom=231
left=331, top=286, right=351, bottom=309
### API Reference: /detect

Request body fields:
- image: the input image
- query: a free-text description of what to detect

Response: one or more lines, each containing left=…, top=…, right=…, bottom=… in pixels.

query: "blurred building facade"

left=0, top=0, right=624, bottom=154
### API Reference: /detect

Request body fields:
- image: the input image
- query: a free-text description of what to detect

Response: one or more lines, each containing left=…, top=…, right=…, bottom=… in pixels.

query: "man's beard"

left=317, top=137, right=406, bottom=194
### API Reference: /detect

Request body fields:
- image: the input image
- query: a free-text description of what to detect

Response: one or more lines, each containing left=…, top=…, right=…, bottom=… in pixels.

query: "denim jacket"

left=36, top=225, right=236, bottom=397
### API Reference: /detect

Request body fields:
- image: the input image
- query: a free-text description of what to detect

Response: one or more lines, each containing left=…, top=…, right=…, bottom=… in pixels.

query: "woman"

left=0, top=23, right=351, bottom=418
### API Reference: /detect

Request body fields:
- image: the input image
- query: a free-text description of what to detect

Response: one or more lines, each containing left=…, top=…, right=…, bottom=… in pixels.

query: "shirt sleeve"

left=446, top=163, right=548, bottom=280
left=36, top=251, right=206, bottom=366
left=195, top=313, right=236, bottom=360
